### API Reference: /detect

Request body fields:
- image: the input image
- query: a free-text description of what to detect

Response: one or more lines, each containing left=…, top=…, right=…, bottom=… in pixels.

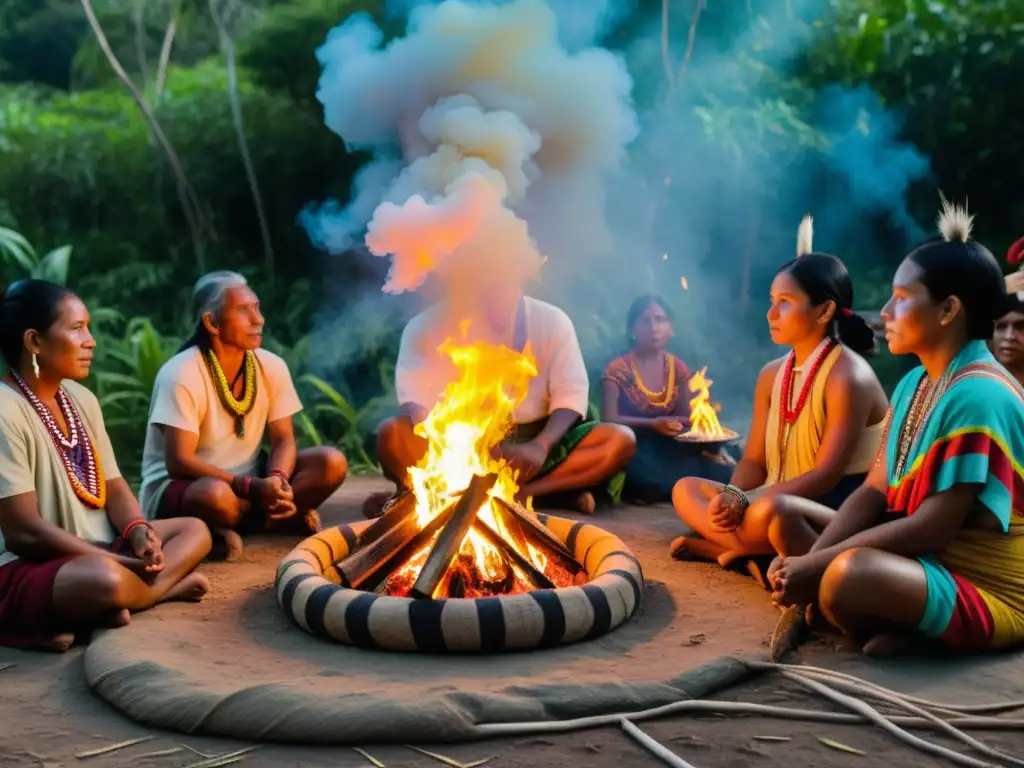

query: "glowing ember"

left=681, top=367, right=729, bottom=439
left=385, top=333, right=575, bottom=598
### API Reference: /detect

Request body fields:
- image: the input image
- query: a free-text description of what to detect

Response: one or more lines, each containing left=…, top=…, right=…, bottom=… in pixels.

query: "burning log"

left=338, top=510, right=423, bottom=588
left=350, top=500, right=459, bottom=592
left=472, top=518, right=554, bottom=590
left=493, top=497, right=584, bottom=579
left=409, top=473, right=498, bottom=599
left=354, top=490, right=416, bottom=549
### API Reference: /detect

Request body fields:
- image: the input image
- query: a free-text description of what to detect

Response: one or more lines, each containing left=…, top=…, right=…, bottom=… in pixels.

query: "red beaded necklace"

left=10, top=371, right=106, bottom=509
left=779, top=338, right=838, bottom=424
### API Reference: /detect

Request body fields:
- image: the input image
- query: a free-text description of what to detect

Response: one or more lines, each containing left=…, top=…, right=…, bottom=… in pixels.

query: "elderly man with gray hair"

left=138, top=271, right=348, bottom=560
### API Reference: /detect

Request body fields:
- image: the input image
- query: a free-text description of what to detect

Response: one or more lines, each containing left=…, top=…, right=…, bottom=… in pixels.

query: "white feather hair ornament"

left=936, top=191, right=974, bottom=244
left=796, top=213, right=814, bottom=258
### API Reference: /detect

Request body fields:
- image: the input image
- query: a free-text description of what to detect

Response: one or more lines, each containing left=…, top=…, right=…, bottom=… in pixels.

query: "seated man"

left=139, top=271, right=348, bottom=560
left=0, top=280, right=211, bottom=651
left=994, top=237, right=1024, bottom=386
left=371, top=279, right=636, bottom=516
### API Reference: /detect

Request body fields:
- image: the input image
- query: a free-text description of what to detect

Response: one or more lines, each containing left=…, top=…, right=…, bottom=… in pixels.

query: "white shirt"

left=396, top=296, right=590, bottom=424
left=138, top=346, right=303, bottom=518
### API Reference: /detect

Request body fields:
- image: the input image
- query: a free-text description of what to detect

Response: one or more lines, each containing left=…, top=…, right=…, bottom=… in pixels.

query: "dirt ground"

left=1, top=477, right=1022, bottom=767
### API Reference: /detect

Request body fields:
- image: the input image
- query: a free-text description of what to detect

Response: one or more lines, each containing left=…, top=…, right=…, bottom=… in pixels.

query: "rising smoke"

left=302, top=0, right=930, bottom=424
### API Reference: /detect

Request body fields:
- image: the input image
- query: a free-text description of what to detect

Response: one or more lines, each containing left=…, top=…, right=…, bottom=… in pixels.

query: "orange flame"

left=391, top=331, right=557, bottom=595
left=684, top=367, right=726, bottom=438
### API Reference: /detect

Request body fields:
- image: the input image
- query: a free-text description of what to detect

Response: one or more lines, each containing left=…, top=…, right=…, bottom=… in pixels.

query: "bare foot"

left=35, top=632, right=75, bottom=653
left=670, top=535, right=726, bottom=563
left=304, top=509, right=322, bottom=533
left=158, top=572, right=211, bottom=604
left=100, top=608, right=131, bottom=627
left=862, top=632, right=915, bottom=658
left=361, top=491, right=393, bottom=520
left=217, top=528, right=244, bottom=562
left=575, top=491, right=596, bottom=515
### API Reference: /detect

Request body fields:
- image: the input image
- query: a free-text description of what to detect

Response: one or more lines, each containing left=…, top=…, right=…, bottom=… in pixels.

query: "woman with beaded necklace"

left=0, top=280, right=212, bottom=651
left=670, top=215, right=889, bottom=583
left=601, top=295, right=733, bottom=503
left=770, top=199, right=1024, bottom=656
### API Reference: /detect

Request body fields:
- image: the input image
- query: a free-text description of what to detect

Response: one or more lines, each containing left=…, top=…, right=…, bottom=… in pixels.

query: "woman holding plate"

left=670, top=215, right=888, bottom=583
left=601, top=295, right=733, bottom=504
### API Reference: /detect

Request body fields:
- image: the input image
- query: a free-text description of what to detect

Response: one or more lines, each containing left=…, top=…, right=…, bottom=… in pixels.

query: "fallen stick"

left=75, top=736, right=155, bottom=760
left=182, top=746, right=260, bottom=768
left=620, top=719, right=699, bottom=768
left=782, top=668, right=1024, bottom=767
left=472, top=698, right=1023, bottom=738
left=789, top=663, right=1024, bottom=715
left=777, top=670, right=992, bottom=768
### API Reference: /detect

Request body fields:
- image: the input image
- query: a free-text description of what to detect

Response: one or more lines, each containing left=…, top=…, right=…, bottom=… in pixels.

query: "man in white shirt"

left=369, top=278, right=635, bottom=516
left=139, top=272, right=348, bottom=560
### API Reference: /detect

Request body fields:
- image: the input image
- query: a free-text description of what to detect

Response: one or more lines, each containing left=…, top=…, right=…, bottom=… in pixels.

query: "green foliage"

left=1, top=0, right=1022, bottom=484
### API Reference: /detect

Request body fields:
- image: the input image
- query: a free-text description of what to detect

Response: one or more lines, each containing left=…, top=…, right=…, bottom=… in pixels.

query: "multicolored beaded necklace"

left=10, top=371, right=106, bottom=509
left=204, top=348, right=257, bottom=437
left=628, top=353, right=676, bottom=409
left=886, top=366, right=955, bottom=482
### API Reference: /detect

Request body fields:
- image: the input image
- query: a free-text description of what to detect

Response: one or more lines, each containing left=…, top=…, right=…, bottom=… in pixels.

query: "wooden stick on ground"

left=472, top=518, right=554, bottom=590
left=620, top=719, right=699, bottom=768
left=75, top=736, right=155, bottom=760
left=409, top=473, right=497, bottom=599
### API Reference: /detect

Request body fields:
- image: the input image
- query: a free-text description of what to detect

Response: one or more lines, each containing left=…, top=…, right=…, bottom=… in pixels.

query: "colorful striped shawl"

left=886, top=340, right=1024, bottom=647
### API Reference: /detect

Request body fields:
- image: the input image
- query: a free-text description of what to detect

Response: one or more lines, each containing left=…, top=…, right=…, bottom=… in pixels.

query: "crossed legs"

left=671, top=480, right=835, bottom=567
left=171, top=447, right=348, bottom=558
left=45, top=517, right=212, bottom=650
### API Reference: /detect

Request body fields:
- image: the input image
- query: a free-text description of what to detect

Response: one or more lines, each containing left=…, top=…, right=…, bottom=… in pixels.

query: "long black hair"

left=177, top=270, right=249, bottom=354
left=775, top=253, right=875, bottom=355
left=0, top=279, right=75, bottom=370
left=904, top=207, right=1004, bottom=340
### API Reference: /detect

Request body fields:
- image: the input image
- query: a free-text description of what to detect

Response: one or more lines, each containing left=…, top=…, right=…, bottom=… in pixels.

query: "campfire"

left=335, top=336, right=582, bottom=599
left=679, top=367, right=740, bottom=443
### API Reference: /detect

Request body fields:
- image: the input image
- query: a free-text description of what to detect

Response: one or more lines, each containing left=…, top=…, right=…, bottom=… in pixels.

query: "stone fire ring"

left=276, top=513, right=645, bottom=652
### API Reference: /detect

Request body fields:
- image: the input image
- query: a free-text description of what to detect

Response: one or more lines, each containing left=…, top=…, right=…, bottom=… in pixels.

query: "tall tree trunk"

left=155, top=0, right=181, bottom=99
left=131, top=0, right=149, bottom=88
left=209, top=0, right=275, bottom=276
left=80, top=0, right=207, bottom=273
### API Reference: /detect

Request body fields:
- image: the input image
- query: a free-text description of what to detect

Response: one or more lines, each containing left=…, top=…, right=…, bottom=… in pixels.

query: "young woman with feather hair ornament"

left=671, top=214, right=888, bottom=586
left=770, top=196, right=1024, bottom=656
left=992, top=235, right=1024, bottom=386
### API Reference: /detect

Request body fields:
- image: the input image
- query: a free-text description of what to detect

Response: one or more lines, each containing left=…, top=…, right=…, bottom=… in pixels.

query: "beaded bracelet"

left=722, top=484, right=750, bottom=511
left=121, top=519, right=152, bottom=541
left=231, top=474, right=252, bottom=499
left=268, top=468, right=291, bottom=482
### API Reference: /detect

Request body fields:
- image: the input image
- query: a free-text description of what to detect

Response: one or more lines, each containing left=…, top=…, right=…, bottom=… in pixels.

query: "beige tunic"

left=0, top=380, right=120, bottom=567
left=764, top=345, right=883, bottom=485
left=138, top=346, right=303, bottom=519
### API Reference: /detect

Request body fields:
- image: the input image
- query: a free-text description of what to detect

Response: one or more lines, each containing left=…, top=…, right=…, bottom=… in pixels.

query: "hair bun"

left=836, top=309, right=876, bottom=356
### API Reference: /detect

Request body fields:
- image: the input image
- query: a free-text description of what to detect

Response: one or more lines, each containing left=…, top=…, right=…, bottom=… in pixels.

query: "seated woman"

left=671, top=215, right=889, bottom=578
left=0, top=280, right=212, bottom=652
left=601, top=295, right=732, bottom=503
left=770, top=199, right=1024, bottom=656
left=993, top=236, right=1024, bottom=386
